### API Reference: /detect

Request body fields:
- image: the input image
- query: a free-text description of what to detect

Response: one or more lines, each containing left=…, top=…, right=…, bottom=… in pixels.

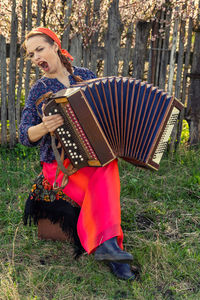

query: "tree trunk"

left=104, top=0, right=123, bottom=76
left=0, top=35, right=7, bottom=146
left=8, top=0, right=18, bottom=148
left=187, top=5, right=200, bottom=145
left=132, top=20, right=151, bottom=80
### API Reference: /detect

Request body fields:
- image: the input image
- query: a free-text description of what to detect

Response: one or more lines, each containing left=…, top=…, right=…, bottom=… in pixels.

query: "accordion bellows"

left=43, top=77, right=184, bottom=171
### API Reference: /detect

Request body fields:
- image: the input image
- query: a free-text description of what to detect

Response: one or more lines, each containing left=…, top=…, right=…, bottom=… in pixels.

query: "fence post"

left=104, top=0, right=123, bottom=76
left=62, top=0, right=72, bottom=51
left=132, top=20, right=151, bottom=80
left=8, top=0, right=18, bottom=148
left=169, top=16, right=186, bottom=151
left=187, top=3, right=200, bottom=145
left=70, top=34, right=83, bottom=66
left=122, top=23, right=133, bottom=77
left=176, top=18, right=193, bottom=145
left=35, top=0, right=42, bottom=81
left=167, top=9, right=179, bottom=95
left=90, top=0, right=101, bottom=74
left=159, top=7, right=171, bottom=89
left=16, top=0, right=26, bottom=136
left=0, top=35, right=7, bottom=146
left=25, top=0, right=32, bottom=101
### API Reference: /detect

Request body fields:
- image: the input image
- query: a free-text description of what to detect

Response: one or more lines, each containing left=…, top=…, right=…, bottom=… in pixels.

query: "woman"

left=19, top=27, right=135, bottom=281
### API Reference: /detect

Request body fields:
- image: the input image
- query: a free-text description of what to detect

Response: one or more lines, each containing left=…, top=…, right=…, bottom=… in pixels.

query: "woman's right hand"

left=42, top=114, right=64, bottom=133
left=27, top=112, right=64, bottom=143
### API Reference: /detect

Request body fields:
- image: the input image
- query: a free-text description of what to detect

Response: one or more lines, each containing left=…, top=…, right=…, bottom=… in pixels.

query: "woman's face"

left=26, top=35, right=60, bottom=76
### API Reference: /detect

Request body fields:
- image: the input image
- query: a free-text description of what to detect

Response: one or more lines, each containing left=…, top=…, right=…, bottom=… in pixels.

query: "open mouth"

left=38, top=61, right=49, bottom=71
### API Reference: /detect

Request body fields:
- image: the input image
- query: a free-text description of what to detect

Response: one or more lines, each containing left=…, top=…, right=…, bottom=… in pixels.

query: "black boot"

left=94, top=237, right=133, bottom=263
left=109, top=262, right=136, bottom=281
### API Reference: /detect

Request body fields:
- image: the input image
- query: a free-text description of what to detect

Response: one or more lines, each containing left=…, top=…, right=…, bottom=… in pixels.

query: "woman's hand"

left=42, top=114, right=64, bottom=133
left=28, top=111, right=64, bottom=143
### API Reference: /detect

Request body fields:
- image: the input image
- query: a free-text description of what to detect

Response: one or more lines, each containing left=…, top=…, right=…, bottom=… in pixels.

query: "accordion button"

left=48, top=113, right=52, bottom=116
left=75, top=162, right=78, bottom=165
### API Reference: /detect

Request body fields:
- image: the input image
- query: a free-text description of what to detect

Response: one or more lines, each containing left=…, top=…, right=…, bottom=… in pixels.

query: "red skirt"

left=42, top=159, right=123, bottom=254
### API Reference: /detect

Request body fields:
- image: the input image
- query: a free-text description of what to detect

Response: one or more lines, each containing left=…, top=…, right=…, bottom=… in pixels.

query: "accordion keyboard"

left=46, top=102, right=100, bottom=168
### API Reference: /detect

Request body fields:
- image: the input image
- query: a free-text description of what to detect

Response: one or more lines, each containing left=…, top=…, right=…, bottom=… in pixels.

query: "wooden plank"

left=176, top=17, right=193, bottom=145
left=170, top=17, right=186, bottom=151
left=35, top=0, right=42, bottom=81
left=122, top=23, right=133, bottom=77
left=187, top=1, right=200, bottom=145
left=159, top=8, right=171, bottom=89
left=16, top=0, right=26, bottom=134
left=62, top=0, right=72, bottom=51
left=8, top=0, right=18, bottom=148
left=25, top=0, right=32, bottom=101
left=167, top=8, right=179, bottom=95
left=90, top=0, right=101, bottom=74
left=103, top=0, right=123, bottom=76
left=0, top=35, right=7, bottom=146
left=132, top=20, right=151, bottom=80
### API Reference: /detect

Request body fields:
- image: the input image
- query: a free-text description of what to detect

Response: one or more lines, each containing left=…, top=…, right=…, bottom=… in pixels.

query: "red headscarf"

left=32, top=27, right=74, bottom=61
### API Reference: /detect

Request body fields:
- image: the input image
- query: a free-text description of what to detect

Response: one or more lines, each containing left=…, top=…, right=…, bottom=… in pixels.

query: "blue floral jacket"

left=19, top=66, right=96, bottom=163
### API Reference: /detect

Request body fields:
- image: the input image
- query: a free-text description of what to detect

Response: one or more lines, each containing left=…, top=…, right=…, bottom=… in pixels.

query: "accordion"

left=42, top=77, right=184, bottom=171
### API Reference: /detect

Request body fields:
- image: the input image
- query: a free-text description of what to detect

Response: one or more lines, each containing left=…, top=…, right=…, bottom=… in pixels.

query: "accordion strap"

left=51, top=134, right=77, bottom=190
left=35, top=93, right=78, bottom=189
left=35, top=91, right=53, bottom=119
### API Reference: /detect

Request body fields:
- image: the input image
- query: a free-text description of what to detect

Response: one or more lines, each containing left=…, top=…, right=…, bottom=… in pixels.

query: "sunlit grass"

left=0, top=144, right=199, bottom=299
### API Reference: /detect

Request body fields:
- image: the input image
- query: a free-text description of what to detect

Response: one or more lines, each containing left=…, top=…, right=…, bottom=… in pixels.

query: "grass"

left=0, top=143, right=200, bottom=299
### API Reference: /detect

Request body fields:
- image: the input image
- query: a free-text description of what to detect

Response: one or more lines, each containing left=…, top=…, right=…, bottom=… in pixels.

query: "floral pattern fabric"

left=29, top=173, right=78, bottom=207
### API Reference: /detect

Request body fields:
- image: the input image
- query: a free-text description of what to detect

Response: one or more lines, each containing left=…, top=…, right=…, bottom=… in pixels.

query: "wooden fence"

left=0, top=0, right=198, bottom=148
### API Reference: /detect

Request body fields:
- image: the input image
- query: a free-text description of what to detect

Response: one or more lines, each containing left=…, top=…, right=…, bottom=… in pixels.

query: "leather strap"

left=51, top=133, right=77, bottom=190
left=35, top=91, right=53, bottom=119
left=35, top=92, right=78, bottom=190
